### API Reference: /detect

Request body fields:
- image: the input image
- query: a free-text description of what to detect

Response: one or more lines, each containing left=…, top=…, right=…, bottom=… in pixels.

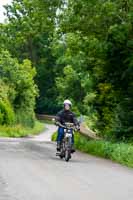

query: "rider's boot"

left=56, top=142, right=61, bottom=152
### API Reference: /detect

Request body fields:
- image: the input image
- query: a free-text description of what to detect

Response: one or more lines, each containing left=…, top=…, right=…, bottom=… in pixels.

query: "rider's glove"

left=78, top=127, right=80, bottom=131
left=76, top=125, right=80, bottom=131
left=55, top=121, right=59, bottom=126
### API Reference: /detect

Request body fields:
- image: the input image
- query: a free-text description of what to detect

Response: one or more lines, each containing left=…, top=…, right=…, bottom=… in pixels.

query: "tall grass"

left=52, top=132, right=133, bottom=168
left=0, top=120, right=44, bottom=138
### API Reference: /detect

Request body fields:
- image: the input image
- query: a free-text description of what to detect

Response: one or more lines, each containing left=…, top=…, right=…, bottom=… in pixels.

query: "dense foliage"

left=0, top=0, right=133, bottom=140
left=0, top=50, right=37, bottom=127
left=52, top=0, right=133, bottom=140
left=1, top=0, right=62, bottom=114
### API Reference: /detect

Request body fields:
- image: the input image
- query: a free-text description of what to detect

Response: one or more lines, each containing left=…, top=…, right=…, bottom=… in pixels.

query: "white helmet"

left=63, top=99, right=72, bottom=106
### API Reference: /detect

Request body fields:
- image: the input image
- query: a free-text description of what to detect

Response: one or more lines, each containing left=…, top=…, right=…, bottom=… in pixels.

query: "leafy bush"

left=15, top=110, right=35, bottom=128
left=0, top=51, right=38, bottom=127
left=0, top=100, right=15, bottom=125
left=51, top=131, right=57, bottom=141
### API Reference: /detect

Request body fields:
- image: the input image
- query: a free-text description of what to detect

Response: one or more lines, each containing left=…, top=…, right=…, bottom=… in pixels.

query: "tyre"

left=65, top=149, right=71, bottom=162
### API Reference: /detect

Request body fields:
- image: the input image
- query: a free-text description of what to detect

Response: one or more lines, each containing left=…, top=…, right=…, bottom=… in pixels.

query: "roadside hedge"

left=52, top=132, right=133, bottom=168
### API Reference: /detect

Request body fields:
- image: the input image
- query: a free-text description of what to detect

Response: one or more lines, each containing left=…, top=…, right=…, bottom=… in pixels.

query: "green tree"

left=2, top=0, right=62, bottom=114
left=0, top=50, right=37, bottom=127
left=53, top=0, right=133, bottom=139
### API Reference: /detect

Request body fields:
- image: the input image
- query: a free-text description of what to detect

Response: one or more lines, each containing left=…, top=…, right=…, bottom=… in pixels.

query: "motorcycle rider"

left=56, top=99, right=80, bottom=152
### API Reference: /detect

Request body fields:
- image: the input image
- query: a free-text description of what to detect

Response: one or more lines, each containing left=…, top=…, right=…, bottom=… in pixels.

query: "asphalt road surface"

left=0, top=124, right=133, bottom=200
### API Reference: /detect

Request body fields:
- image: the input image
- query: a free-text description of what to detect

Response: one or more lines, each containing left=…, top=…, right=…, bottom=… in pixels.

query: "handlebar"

left=54, top=120, right=80, bottom=131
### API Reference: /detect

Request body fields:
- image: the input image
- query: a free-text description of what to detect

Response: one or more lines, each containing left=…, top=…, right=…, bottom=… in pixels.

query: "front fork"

left=65, top=135, right=72, bottom=150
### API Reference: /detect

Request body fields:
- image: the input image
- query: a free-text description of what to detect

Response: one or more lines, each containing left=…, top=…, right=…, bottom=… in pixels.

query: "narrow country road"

left=0, top=124, right=133, bottom=200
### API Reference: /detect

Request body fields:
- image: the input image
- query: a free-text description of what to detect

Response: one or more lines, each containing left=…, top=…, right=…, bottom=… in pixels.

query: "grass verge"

left=0, top=120, right=45, bottom=138
left=52, top=132, right=133, bottom=168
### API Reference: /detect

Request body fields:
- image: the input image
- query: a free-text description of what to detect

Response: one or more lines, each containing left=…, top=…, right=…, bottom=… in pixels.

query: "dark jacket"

left=56, top=109, right=79, bottom=126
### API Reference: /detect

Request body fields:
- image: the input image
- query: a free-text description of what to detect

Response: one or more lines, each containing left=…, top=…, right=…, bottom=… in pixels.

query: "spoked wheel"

left=65, top=149, right=71, bottom=162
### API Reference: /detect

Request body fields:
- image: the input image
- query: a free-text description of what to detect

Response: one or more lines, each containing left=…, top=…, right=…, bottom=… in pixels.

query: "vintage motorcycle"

left=55, top=121, right=79, bottom=162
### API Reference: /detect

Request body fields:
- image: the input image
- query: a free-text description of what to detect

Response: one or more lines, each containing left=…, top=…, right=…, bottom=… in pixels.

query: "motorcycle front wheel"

left=65, top=149, right=71, bottom=162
